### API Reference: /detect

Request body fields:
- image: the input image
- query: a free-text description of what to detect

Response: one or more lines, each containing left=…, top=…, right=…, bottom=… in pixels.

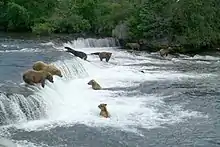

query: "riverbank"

left=1, top=31, right=220, bottom=57
left=118, top=38, right=220, bottom=57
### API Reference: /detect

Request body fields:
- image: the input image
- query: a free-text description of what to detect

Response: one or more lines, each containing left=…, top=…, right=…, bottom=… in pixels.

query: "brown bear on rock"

left=91, top=52, right=112, bottom=62
left=87, top=79, right=102, bottom=90
left=22, top=69, right=54, bottom=88
left=32, top=61, right=63, bottom=77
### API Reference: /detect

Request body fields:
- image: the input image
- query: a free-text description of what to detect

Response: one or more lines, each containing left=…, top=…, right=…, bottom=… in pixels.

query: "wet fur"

left=91, top=52, right=112, bottom=62
left=65, top=47, right=87, bottom=60
left=87, top=79, right=102, bottom=90
left=98, top=103, right=110, bottom=118
left=23, top=69, right=54, bottom=88
left=33, top=61, right=63, bottom=77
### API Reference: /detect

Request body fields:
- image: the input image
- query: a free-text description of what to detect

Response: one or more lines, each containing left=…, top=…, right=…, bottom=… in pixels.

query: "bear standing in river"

left=22, top=69, right=54, bottom=88
left=126, top=43, right=140, bottom=50
left=32, top=61, right=63, bottom=77
left=91, top=52, right=112, bottom=62
left=98, top=103, right=110, bottom=118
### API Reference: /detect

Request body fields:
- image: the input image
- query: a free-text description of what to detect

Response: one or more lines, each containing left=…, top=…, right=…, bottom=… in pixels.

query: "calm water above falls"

left=0, top=34, right=219, bottom=147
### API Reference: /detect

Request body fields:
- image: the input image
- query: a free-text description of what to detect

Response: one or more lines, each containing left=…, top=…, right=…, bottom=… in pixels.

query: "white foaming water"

left=40, top=42, right=54, bottom=46
left=63, top=37, right=119, bottom=49
left=0, top=38, right=209, bottom=139
left=1, top=44, right=20, bottom=48
left=187, top=54, right=220, bottom=61
left=0, top=48, right=45, bottom=53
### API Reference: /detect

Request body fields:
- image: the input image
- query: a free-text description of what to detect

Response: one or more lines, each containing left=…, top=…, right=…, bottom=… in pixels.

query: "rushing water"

left=0, top=34, right=219, bottom=147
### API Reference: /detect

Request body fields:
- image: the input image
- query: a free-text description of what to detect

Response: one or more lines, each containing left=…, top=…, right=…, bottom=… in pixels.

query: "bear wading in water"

left=98, top=103, right=110, bottom=118
left=22, top=69, right=54, bottom=88
left=159, top=48, right=171, bottom=57
left=87, top=79, right=102, bottom=90
left=32, top=61, right=63, bottom=77
left=91, top=52, right=112, bottom=62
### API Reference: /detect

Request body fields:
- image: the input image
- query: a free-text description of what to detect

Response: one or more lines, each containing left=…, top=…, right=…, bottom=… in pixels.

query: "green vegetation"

left=0, top=0, right=219, bottom=53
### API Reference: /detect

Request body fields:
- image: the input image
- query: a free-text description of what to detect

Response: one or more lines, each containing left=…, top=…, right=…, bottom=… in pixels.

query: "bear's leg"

left=99, top=56, right=103, bottom=61
left=106, top=57, right=110, bottom=62
left=41, top=79, right=46, bottom=88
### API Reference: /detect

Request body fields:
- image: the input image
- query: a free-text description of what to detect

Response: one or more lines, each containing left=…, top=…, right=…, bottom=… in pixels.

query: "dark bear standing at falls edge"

left=23, top=69, right=54, bottom=88
left=64, top=46, right=87, bottom=60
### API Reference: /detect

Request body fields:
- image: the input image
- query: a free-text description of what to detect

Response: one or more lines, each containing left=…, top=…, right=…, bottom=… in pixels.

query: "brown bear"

left=87, top=79, right=102, bottom=90
left=32, top=61, right=63, bottom=77
left=126, top=43, right=140, bottom=50
left=98, top=103, right=110, bottom=118
left=159, top=47, right=172, bottom=57
left=22, top=69, right=54, bottom=88
left=91, top=52, right=112, bottom=62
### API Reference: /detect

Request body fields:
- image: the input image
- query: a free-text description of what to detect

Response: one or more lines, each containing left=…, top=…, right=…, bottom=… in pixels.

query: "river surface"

left=0, top=33, right=219, bottom=147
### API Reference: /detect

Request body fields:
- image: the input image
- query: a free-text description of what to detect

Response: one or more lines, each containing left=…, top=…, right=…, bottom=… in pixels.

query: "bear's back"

left=23, top=69, right=45, bottom=83
left=33, top=61, right=48, bottom=71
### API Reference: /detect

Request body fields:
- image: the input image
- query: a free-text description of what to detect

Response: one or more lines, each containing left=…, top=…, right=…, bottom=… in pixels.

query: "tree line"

left=0, top=0, right=219, bottom=53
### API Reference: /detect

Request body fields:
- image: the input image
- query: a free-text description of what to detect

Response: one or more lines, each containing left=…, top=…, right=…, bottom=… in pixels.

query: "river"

left=0, top=33, right=219, bottom=147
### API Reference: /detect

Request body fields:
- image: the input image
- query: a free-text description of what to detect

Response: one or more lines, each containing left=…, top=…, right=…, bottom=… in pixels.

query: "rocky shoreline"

left=118, top=38, right=220, bottom=57
left=1, top=31, right=220, bottom=57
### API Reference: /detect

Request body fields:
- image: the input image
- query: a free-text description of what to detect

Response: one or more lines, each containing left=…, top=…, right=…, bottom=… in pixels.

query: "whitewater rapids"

left=0, top=37, right=213, bottom=146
